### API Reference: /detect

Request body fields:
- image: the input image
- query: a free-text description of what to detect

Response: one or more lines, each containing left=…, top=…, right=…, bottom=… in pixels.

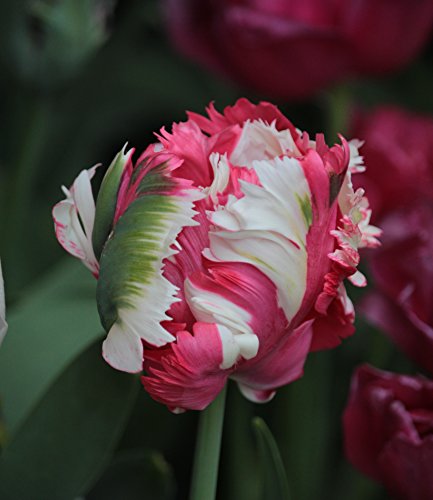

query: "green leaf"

left=0, top=259, right=101, bottom=436
left=0, top=341, right=139, bottom=500
left=92, top=146, right=130, bottom=260
left=87, top=449, right=176, bottom=500
left=252, top=417, right=291, bottom=500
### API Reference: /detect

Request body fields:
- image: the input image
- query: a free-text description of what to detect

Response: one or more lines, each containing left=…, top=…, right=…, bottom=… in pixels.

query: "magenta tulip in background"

left=353, top=108, right=433, bottom=374
left=344, top=365, right=433, bottom=500
left=353, top=107, right=433, bottom=220
left=164, top=0, right=433, bottom=99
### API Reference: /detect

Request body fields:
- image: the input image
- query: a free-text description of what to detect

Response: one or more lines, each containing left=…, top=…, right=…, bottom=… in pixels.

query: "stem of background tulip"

left=3, top=95, right=50, bottom=295
left=326, top=84, right=351, bottom=143
left=189, top=385, right=227, bottom=500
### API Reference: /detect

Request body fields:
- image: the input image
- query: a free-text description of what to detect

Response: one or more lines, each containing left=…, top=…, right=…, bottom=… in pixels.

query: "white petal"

left=185, top=279, right=253, bottom=335
left=348, top=270, right=367, bottom=287
left=102, top=322, right=143, bottom=373
left=53, top=167, right=99, bottom=274
left=217, top=324, right=241, bottom=370
left=348, top=139, right=365, bottom=173
left=206, top=153, right=230, bottom=203
left=230, top=120, right=300, bottom=167
left=207, top=156, right=312, bottom=323
left=237, top=383, right=276, bottom=403
left=116, top=195, right=202, bottom=348
left=72, top=169, right=97, bottom=237
left=233, top=333, right=259, bottom=360
left=185, top=280, right=259, bottom=369
left=99, top=186, right=205, bottom=373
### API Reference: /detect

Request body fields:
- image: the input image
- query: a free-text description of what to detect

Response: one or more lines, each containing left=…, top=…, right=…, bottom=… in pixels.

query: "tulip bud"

left=14, top=0, right=114, bottom=85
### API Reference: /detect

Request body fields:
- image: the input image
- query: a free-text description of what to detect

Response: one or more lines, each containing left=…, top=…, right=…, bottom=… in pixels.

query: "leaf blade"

left=0, top=260, right=101, bottom=436
left=0, top=341, right=138, bottom=500
left=252, top=417, right=291, bottom=500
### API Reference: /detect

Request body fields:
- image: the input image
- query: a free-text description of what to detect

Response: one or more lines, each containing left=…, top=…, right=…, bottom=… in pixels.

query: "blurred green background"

left=0, top=1, right=432, bottom=499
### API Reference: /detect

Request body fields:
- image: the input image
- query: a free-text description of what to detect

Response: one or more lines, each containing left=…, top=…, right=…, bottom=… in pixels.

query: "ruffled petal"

left=142, top=322, right=229, bottom=411
left=157, top=120, right=213, bottom=187
left=233, top=320, right=313, bottom=394
left=97, top=156, right=204, bottom=373
left=52, top=167, right=99, bottom=275
left=310, top=284, right=355, bottom=351
left=206, top=155, right=312, bottom=324
left=186, top=260, right=286, bottom=359
left=188, top=98, right=298, bottom=137
left=230, top=119, right=300, bottom=167
left=185, top=268, right=260, bottom=369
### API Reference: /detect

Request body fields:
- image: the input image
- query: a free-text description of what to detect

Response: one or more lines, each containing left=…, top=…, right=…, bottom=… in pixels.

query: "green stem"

left=2, top=95, right=50, bottom=295
left=278, top=353, right=333, bottom=500
left=10, top=96, right=49, bottom=230
left=189, top=386, right=227, bottom=500
left=222, top=385, right=258, bottom=500
left=326, top=84, right=351, bottom=140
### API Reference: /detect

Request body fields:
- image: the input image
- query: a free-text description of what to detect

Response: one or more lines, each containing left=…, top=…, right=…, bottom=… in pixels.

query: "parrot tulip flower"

left=53, top=99, right=379, bottom=411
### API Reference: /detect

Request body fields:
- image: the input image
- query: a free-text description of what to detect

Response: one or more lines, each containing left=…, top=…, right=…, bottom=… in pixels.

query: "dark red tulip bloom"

left=362, top=203, right=433, bottom=375
left=353, top=107, right=433, bottom=221
left=164, top=0, right=433, bottom=99
left=343, top=364, right=433, bottom=500
left=353, top=107, right=433, bottom=374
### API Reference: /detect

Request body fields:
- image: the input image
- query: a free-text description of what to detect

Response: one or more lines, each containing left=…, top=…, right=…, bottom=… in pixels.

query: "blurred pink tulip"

left=354, top=107, right=433, bottom=374
left=164, top=0, right=433, bottom=99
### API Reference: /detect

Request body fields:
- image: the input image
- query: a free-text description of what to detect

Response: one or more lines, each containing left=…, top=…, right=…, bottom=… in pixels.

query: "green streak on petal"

left=96, top=166, right=178, bottom=332
left=92, top=149, right=129, bottom=259
left=239, top=252, right=277, bottom=274
left=296, top=193, right=313, bottom=228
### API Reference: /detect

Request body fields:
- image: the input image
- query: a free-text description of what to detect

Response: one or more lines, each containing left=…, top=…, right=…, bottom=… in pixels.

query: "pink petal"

left=158, top=120, right=213, bottom=187
left=310, top=286, right=355, bottom=351
left=142, top=322, right=229, bottom=411
left=233, top=320, right=313, bottom=394
left=186, top=261, right=287, bottom=356
left=188, top=98, right=298, bottom=137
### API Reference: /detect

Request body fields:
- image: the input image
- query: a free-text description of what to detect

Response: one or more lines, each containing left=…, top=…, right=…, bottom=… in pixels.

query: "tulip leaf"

left=0, top=341, right=139, bottom=500
left=0, top=259, right=101, bottom=436
left=87, top=449, right=176, bottom=500
left=252, top=417, right=291, bottom=500
left=92, top=147, right=130, bottom=260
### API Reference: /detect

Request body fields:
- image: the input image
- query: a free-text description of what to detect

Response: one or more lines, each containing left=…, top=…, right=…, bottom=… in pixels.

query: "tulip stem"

left=3, top=95, right=50, bottom=296
left=327, top=84, right=351, bottom=140
left=189, top=385, right=227, bottom=500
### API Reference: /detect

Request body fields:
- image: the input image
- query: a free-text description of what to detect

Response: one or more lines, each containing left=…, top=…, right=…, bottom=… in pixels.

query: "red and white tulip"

left=53, top=99, right=379, bottom=411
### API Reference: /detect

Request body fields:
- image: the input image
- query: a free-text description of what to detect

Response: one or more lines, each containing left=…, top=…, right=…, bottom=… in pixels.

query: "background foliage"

left=0, top=1, right=432, bottom=498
